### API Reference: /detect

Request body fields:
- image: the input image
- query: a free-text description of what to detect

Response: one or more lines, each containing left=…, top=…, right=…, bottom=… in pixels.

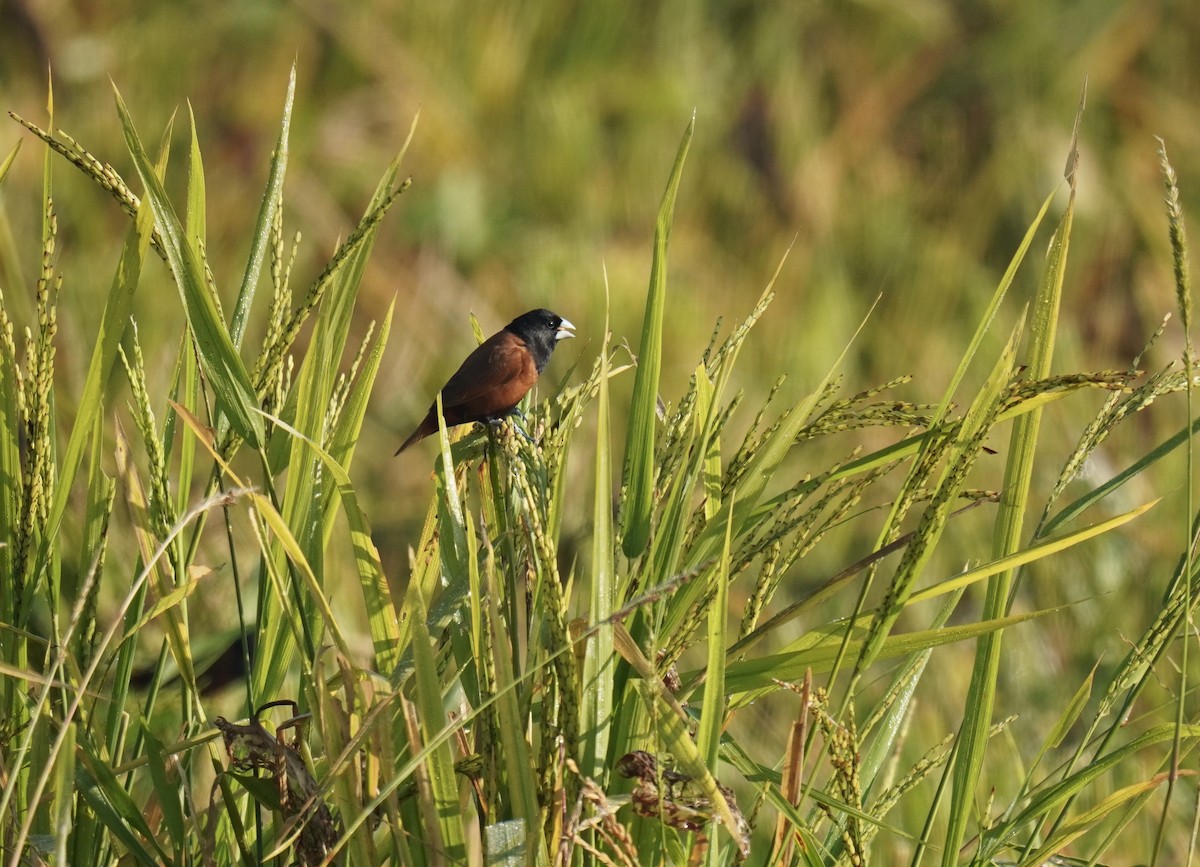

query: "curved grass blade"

left=977, top=723, right=1200, bottom=861
left=906, top=498, right=1156, bottom=606
left=113, top=85, right=264, bottom=447
left=1043, top=414, right=1200, bottom=536
left=254, top=399, right=400, bottom=671
left=722, top=606, right=1062, bottom=695
left=37, top=151, right=157, bottom=572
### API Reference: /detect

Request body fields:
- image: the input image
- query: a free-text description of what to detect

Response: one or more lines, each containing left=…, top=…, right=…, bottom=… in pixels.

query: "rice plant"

left=0, top=71, right=1196, bottom=866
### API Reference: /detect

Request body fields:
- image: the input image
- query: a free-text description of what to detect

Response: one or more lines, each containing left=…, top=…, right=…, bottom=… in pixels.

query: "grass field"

left=2, top=2, right=1199, bottom=864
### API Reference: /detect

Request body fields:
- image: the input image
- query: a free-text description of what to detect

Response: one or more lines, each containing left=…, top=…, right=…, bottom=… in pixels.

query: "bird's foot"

left=485, top=411, right=535, bottom=445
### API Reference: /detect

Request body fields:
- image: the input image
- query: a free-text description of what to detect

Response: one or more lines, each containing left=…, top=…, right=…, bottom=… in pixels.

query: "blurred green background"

left=3, top=0, right=1199, bottom=834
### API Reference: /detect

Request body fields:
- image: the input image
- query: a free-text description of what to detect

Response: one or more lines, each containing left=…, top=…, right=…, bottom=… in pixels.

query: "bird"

left=395, top=308, right=575, bottom=453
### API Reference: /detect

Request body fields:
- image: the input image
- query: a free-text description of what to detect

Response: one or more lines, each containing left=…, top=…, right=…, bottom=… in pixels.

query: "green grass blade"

left=721, top=606, right=1061, bottom=695
left=231, top=64, right=294, bottom=349
left=945, top=162, right=1077, bottom=865
left=0, top=314, right=17, bottom=582
left=486, top=562, right=543, bottom=855
left=184, top=101, right=206, bottom=246
left=1028, top=664, right=1095, bottom=782
left=936, top=186, right=1057, bottom=423
left=697, top=491, right=733, bottom=770
left=408, top=587, right=468, bottom=864
left=978, top=724, right=1200, bottom=860
left=259, top=401, right=400, bottom=670
left=695, top=492, right=735, bottom=864
left=1043, top=413, right=1200, bottom=535
left=581, top=293, right=615, bottom=780
left=0, top=138, right=19, bottom=184
left=324, top=301, right=402, bottom=669
left=74, top=752, right=171, bottom=866
left=251, top=149, right=405, bottom=688
left=141, top=725, right=185, bottom=858
left=262, top=154, right=408, bottom=659
left=1018, top=777, right=1166, bottom=866
left=112, top=85, right=264, bottom=447
left=51, top=716, right=75, bottom=866
left=249, top=488, right=354, bottom=661
left=620, top=114, right=693, bottom=558
left=907, top=498, right=1156, bottom=605
left=434, top=393, right=469, bottom=582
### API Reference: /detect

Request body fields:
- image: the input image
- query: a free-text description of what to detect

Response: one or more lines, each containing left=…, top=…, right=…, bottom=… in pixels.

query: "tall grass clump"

left=1, top=73, right=1197, bottom=866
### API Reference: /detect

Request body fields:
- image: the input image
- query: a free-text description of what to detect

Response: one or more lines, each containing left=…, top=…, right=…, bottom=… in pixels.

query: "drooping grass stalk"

left=1151, top=136, right=1195, bottom=867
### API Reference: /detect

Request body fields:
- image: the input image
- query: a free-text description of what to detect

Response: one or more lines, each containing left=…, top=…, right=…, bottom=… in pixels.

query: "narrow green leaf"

left=112, top=85, right=264, bottom=447
left=141, top=724, right=186, bottom=857
left=697, top=490, right=733, bottom=769
left=620, top=114, right=694, bottom=558
left=486, top=565, right=543, bottom=851
left=1045, top=666, right=1095, bottom=754
left=172, top=104, right=205, bottom=512
left=251, top=153, right=409, bottom=694
left=249, top=489, right=353, bottom=661
left=260, top=149, right=409, bottom=688
left=259, top=401, right=400, bottom=669
left=945, top=170, right=1076, bottom=865
left=434, top=393, right=469, bottom=583
left=721, top=606, right=1060, bottom=695
left=51, top=713, right=75, bottom=866
left=907, top=498, right=1156, bottom=605
left=1043, top=413, right=1200, bottom=535
left=74, top=755, right=171, bottom=866
left=1018, top=776, right=1167, bottom=866
left=581, top=294, right=616, bottom=780
left=0, top=138, right=20, bottom=185
left=978, top=723, right=1200, bottom=860
left=409, top=587, right=468, bottom=864
left=323, top=301, right=402, bottom=669
left=231, top=64, right=294, bottom=349
left=184, top=101, right=206, bottom=247
left=121, top=565, right=211, bottom=639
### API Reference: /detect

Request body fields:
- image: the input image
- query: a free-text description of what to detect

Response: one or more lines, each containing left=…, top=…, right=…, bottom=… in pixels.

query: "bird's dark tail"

left=395, top=414, right=436, bottom=454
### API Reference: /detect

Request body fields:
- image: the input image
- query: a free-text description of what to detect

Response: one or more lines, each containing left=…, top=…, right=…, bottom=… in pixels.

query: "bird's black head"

left=505, top=309, right=575, bottom=372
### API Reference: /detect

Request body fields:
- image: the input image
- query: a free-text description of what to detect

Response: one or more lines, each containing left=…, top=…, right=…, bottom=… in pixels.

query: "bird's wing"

left=439, top=332, right=534, bottom=409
